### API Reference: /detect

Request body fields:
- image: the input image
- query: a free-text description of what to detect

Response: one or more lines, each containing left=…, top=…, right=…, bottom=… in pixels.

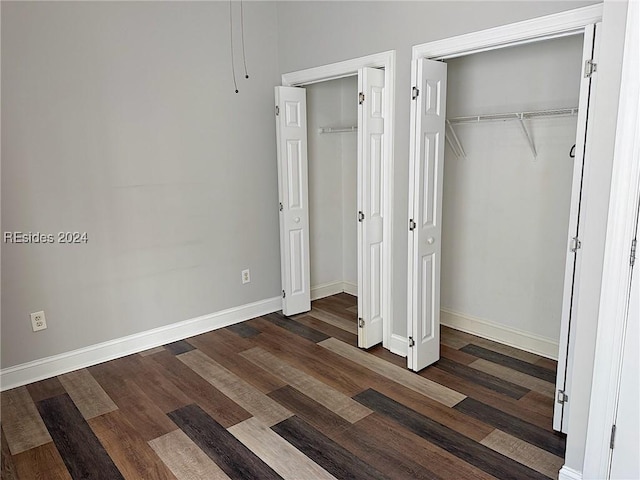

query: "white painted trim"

left=412, top=4, right=603, bottom=60
left=583, top=1, right=640, bottom=476
left=343, top=282, right=358, bottom=297
left=311, top=281, right=345, bottom=301
left=310, top=281, right=359, bottom=301
left=0, top=296, right=282, bottom=391
left=281, top=51, right=395, bottom=353
left=441, top=309, right=559, bottom=360
left=559, top=465, right=584, bottom=480
left=388, top=333, right=408, bottom=358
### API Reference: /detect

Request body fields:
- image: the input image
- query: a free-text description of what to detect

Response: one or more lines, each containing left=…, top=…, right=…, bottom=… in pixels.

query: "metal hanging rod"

left=446, top=107, right=579, bottom=159
left=447, top=107, right=579, bottom=125
left=318, top=126, right=358, bottom=134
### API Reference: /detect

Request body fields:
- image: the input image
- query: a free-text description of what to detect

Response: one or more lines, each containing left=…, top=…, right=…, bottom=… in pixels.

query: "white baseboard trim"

left=0, top=296, right=282, bottom=391
left=388, top=333, right=408, bottom=357
left=343, top=282, right=358, bottom=297
left=441, top=308, right=559, bottom=360
left=311, top=281, right=358, bottom=301
left=311, top=281, right=344, bottom=301
left=558, top=465, right=583, bottom=480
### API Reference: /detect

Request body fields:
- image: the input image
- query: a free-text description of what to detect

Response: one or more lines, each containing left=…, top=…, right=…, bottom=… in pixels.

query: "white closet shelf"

left=446, top=107, right=579, bottom=159
left=318, top=126, right=358, bottom=134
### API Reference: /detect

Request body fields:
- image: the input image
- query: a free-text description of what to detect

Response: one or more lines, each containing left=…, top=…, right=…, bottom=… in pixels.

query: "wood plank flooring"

left=1, top=293, right=565, bottom=480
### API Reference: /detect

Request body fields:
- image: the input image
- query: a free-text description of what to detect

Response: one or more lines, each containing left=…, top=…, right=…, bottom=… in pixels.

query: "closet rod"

left=447, top=107, right=578, bottom=125
left=318, top=126, right=358, bottom=134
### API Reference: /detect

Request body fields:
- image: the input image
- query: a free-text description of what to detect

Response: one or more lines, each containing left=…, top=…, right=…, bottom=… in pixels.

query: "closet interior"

left=305, top=76, right=359, bottom=315
left=440, top=34, right=585, bottom=354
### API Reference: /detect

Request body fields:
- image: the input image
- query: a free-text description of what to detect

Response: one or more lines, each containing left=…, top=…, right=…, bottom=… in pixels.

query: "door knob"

left=427, top=237, right=435, bottom=245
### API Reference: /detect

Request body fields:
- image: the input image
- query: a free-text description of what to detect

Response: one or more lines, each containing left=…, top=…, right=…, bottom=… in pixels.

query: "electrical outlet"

left=241, top=269, right=251, bottom=284
left=30, top=311, right=47, bottom=332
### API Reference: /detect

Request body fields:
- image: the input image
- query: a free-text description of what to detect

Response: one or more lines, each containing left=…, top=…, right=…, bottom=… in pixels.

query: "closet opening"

left=407, top=8, right=601, bottom=436
left=275, top=50, right=396, bottom=354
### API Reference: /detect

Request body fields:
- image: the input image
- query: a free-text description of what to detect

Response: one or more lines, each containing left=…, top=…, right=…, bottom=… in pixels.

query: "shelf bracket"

left=516, top=114, right=537, bottom=159
left=446, top=120, right=466, bottom=158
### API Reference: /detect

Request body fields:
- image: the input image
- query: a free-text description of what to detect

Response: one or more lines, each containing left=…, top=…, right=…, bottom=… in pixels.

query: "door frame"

left=281, top=50, right=396, bottom=351
left=583, top=0, right=639, bottom=475
left=407, top=0, right=603, bottom=415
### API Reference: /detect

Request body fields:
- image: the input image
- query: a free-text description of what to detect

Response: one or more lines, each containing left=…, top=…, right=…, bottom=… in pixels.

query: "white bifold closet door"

left=275, top=86, right=311, bottom=316
left=358, top=67, right=385, bottom=348
left=275, top=72, right=386, bottom=349
left=553, top=23, right=600, bottom=433
left=407, top=58, right=447, bottom=372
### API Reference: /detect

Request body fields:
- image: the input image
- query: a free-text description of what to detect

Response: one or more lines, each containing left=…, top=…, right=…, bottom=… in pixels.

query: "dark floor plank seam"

left=36, top=394, right=124, bottom=480
left=460, top=344, right=556, bottom=383
left=168, top=403, right=282, bottom=480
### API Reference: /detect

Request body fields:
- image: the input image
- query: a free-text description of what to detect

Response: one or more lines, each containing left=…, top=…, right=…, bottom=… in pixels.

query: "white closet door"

left=275, top=86, right=311, bottom=316
left=357, top=67, right=385, bottom=348
left=554, top=24, right=600, bottom=433
left=407, top=58, right=447, bottom=371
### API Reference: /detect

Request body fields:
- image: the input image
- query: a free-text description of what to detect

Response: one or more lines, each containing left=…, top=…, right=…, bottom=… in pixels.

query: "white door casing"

left=358, top=67, right=385, bottom=348
left=275, top=86, right=311, bottom=316
left=553, top=23, right=600, bottom=433
left=407, top=59, right=447, bottom=371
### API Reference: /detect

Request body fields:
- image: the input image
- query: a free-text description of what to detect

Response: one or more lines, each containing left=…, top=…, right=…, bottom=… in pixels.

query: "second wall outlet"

left=241, top=269, right=251, bottom=284
left=30, top=311, right=47, bottom=332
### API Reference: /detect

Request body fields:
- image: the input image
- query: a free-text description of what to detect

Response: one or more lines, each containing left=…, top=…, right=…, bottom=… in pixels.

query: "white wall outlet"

left=241, top=269, right=251, bottom=284
left=30, top=311, right=47, bottom=332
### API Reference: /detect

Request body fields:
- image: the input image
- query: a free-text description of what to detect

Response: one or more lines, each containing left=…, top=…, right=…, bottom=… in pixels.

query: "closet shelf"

left=446, top=107, right=579, bottom=159
left=318, top=126, right=358, bottom=134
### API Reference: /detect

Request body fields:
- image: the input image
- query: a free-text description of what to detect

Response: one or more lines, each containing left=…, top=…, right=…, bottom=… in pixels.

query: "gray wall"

left=1, top=1, right=282, bottom=367
left=441, top=35, right=583, bottom=344
left=276, top=0, right=597, bottom=339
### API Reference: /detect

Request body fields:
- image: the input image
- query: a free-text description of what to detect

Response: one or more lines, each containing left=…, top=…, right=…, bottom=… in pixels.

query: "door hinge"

left=409, top=219, right=416, bottom=231
left=279, top=202, right=283, bottom=212
left=358, top=318, right=365, bottom=328
left=631, top=238, right=637, bottom=267
left=610, top=424, right=617, bottom=449
left=584, top=59, right=597, bottom=78
left=282, top=289, right=286, bottom=298
left=557, top=389, right=569, bottom=405
left=358, top=211, right=365, bottom=222
left=570, top=237, right=582, bottom=253
left=275, top=105, right=280, bottom=116
left=412, top=86, right=420, bottom=100
left=408, top=336, right=415, bottom=347
left=359, top=92, right=365, bottom=105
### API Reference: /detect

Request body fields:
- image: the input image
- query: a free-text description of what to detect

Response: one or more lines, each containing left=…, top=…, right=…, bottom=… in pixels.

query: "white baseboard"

left=311, top=281, right=358, bottom=301
left=343, top=282, right=358, bottom=297
left=441, top=308, right=559, bottom=360
left=0, top=296, right=282, bottom=391
left=558, top=466, right=583, bottom=480
left=387, top=333, right=408, bottom=357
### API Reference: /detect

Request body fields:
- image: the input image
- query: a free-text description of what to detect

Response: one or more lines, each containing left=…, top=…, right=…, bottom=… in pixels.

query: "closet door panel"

left=275, top=86, right=311, bottom=316
left=358, top=67, right=385, bottom=349
left=408, top=58, right=447, bottom=371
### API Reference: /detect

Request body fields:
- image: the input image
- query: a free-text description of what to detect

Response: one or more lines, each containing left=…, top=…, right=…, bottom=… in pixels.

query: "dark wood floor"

left=1, top=293, right=565, bottom=480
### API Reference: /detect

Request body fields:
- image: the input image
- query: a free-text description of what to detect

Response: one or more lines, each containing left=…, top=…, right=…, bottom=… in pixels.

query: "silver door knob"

left=427, top=237, right=435, bottom=245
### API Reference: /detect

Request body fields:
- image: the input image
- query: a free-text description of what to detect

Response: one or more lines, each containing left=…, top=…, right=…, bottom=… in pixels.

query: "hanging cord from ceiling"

left=240, top=0, right=249, bottom=79
left=569, top=144, right=576, bottom=158
left=229, top=0, right=239, bottom=93
left=229, top=1, right=250, bottom=93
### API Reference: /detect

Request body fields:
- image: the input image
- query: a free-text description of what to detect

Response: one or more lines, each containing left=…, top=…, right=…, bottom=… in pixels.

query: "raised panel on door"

left=358, top=67, right=385, bottom=348
left=407, top=58, right=447, bottom=371
left=275, top=86, right=311, bottom=316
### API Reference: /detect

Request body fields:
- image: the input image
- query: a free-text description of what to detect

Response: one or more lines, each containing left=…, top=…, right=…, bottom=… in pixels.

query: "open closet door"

left=407, top=58, right=447, bottom=371
left=275, top=86, right=311, bottom=316
left=554, top=24, right=600, bottom=433
left=357, top=67, right=385, bottom=348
